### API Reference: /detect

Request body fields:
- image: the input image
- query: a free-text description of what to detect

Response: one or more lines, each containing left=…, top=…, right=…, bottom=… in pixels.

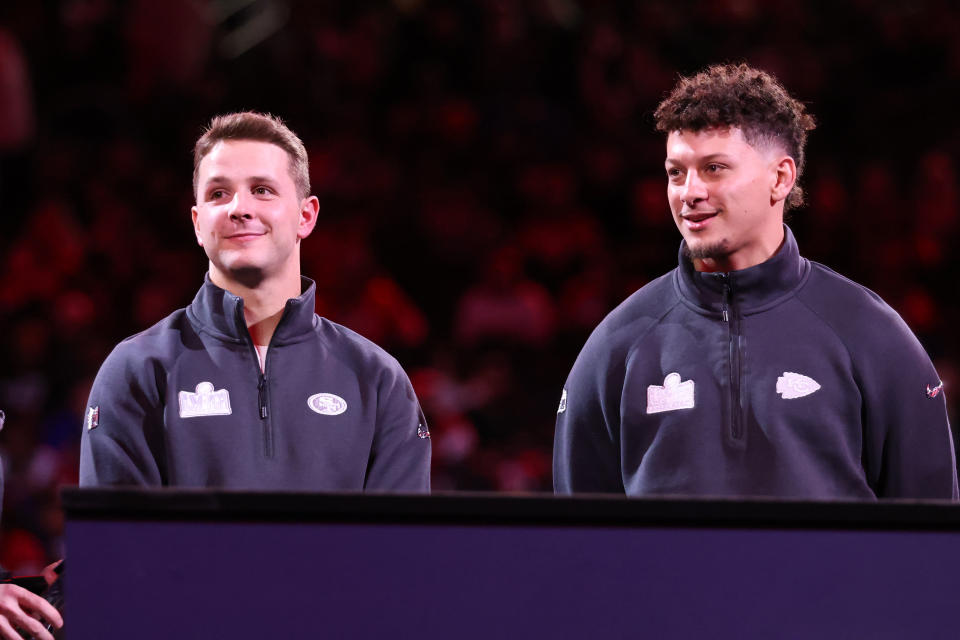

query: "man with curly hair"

left=554, top=63, right=957, bottom=499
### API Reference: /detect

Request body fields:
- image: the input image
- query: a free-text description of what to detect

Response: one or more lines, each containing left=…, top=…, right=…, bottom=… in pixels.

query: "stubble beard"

left=212, top=252, right=269, bottom=290
left=683, top=238, right=731, bottom=262
left=229, top=265, right=268, bottom=289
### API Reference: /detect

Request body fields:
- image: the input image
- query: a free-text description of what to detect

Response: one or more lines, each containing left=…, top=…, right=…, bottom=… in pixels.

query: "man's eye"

left=254, top=186, right=272, bottom=195
left=210, top=190, right=226, bottom=200
left=667, top=168, right=682, bottom=178
left=705, top=163, right=724, bottom=173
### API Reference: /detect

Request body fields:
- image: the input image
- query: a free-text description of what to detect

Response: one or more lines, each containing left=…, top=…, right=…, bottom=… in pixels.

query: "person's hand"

left=0, top=583, right=62, bottom=640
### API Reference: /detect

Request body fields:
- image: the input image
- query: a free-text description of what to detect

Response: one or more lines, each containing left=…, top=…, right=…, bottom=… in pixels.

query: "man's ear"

left=191, top=206, right=203, bottom=246
left=771, top=156, right=797, bottom=204
left=297, top=196, right=320, bottom=240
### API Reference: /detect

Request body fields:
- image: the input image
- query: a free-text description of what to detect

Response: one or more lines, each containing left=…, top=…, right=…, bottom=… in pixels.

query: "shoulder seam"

left=791, top=284, right=859, bottom=381
left=623, top=294, right=685, bottom=362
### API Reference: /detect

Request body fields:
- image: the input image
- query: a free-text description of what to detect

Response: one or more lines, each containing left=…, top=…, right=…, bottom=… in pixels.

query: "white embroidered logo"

left=776, top=372, right=821, bottom=399
left=178, top=382, right=232, bottom=418
left=647, top=373, right=695, bottom=414
left=85, top=406, right=99, bottom=430
left=308, top=393, right=348, bottom=416
left=557, top=389, right=568, bottom=414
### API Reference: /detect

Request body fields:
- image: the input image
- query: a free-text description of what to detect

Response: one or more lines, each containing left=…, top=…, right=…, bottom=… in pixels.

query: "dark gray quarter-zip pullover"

left=554, top=227, right=957, bottom=499
left=80, top=276, right=431, bottom=491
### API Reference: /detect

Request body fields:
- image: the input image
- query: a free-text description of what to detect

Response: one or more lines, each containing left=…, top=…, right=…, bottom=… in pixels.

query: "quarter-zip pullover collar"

left=186, top=274, right=319, bottom=345
left=676, top=225, right=810, bottom=315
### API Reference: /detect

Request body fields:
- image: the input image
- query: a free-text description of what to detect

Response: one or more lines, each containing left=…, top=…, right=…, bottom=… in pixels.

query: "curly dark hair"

left=654, top=63, right=816, bottom=209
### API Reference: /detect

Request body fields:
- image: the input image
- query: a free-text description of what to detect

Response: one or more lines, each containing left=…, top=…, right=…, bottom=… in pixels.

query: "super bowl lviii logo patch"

left=179, top=382, right=232, bottom=418
left=647, top=373, right=695, bottom=414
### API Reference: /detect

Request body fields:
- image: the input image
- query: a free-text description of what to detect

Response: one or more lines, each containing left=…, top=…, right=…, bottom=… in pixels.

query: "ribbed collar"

left=675, top=225, right=810, bottom=315
left=186, top=274, right=319, bottom=345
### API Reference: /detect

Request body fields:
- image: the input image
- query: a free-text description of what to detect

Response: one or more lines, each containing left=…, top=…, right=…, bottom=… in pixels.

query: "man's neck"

left=209, top=266, right=302, bottom=348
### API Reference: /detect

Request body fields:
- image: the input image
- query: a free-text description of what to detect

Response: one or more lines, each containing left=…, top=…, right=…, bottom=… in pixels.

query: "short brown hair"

left=654, top=63, right=816, bottom=209
left=193, top=111, right=311, bottom=201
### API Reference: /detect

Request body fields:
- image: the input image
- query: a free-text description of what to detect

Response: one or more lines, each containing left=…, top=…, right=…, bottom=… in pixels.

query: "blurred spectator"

left=455, top=245, right=556, bottom=348
left=0, top=28, right=33, bottom=151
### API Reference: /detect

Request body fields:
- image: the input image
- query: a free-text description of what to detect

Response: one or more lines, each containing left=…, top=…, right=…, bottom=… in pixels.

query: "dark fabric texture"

left=554, top=226, right=958, bottom=499
left=80, top=276, right=431, bottom=492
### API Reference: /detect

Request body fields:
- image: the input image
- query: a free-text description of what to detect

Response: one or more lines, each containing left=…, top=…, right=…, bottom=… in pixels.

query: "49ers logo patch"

left=308, top=393, right=348, bottom=416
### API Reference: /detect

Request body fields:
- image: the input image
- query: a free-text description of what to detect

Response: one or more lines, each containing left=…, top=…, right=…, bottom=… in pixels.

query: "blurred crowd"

left=0, top=0, right=959, bottom=571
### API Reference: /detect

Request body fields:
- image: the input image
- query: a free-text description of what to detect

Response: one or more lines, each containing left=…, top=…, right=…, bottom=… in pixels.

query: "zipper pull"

left=258, top=374, right=269, bottom=419
left=721, top=276, right=731, bottom=323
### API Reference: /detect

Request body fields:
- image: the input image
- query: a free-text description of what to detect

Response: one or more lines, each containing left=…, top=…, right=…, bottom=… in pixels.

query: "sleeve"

left=0, top=456, right=6, bottom=580
left=79, top=343, right=166, bottom=487
left=553, top=327, right=625, bottom=494
left=858, top=314, right=958, bottom=500
left=363, top=359, right=431, bottom=493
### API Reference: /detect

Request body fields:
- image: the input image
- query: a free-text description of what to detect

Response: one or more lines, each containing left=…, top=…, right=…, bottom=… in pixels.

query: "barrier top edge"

left=60, top=487, right=960, bottom=531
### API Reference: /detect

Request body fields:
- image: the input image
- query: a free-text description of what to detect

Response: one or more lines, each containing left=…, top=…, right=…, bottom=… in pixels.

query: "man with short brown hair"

left=81, top=112, right=431, bottom=491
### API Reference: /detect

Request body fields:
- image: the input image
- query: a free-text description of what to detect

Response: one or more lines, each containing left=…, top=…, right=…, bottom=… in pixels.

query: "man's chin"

left=212, top=260, right=267, bottom=288
left=229, top=265, right=268, bottom=288
left=683, top=239, right=730, bottom=262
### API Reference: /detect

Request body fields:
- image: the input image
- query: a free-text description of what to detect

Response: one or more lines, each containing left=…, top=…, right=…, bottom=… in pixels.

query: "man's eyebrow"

left=202, top=175, right=229, bottom=186
left=665, top=153, right=734, bottom=166
left=201, top=175, right=280, bottom=187
left=699, top=153, right=734, bottom=163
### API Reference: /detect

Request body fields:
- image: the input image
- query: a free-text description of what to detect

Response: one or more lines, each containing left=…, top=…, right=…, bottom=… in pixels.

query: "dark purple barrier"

left=62, top=490, right=960, bottom=639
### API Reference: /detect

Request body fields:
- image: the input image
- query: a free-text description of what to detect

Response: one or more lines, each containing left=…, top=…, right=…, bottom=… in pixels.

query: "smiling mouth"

left=225, top=232, right=266, bottom=241
left=681, top=211, right=719, bottom=230
left=681, top=211, right=718, bottom=223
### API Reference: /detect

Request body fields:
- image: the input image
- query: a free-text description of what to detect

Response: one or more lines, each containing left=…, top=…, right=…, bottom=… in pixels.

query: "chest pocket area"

left=740, top=332, right=861, bottom=458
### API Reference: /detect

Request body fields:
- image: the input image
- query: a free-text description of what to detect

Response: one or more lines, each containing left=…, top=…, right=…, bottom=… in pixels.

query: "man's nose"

left=680, top=171, right=707, bottom=207
left=226, top=192, right=253, bottom=220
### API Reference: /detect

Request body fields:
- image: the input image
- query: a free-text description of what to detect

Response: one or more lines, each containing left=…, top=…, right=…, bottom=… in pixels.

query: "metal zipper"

left=258, top=373, right=269, bottom=419
left=238, top=304, right=274, bottom=458
left=258, top=370, right=273, bottom=457
left=721, top=277, right=744, bottom=442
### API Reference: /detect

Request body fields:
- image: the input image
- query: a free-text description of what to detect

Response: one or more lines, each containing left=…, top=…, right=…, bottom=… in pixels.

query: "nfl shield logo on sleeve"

left=86, top=406, right=100, bottom=430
